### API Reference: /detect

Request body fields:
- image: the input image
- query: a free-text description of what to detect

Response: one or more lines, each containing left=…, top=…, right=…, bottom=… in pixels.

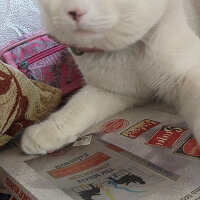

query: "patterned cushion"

left=0, top=61, right=61, bottom=149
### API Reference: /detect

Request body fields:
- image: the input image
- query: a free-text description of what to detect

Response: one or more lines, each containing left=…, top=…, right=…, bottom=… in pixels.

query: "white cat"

left=22, top=0, right=200, bottom=154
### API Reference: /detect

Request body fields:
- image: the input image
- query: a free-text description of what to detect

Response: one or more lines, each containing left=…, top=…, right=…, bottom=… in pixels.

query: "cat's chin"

left=48, top=30, right=103, bottom=49
left=73, top=28, right=97, bottom=35
left=49, top=27, right=135, bottom=51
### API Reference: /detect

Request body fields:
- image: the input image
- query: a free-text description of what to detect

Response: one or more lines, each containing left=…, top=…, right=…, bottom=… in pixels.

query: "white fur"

left=22, top=0, right=200, bottom=154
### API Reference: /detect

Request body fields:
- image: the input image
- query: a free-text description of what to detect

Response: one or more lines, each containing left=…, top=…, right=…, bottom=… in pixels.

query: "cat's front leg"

left=21, top=85, right=133, bottom=154
left=178, top=68, right=200, bottom=145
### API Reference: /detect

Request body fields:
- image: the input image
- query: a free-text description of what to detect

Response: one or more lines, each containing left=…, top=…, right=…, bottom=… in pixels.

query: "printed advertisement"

left=0, top=183, right=16, bottom=200
left=25, top=137, right=175, bottom=200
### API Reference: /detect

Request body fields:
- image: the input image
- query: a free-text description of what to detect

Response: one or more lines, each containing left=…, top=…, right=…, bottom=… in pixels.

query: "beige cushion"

left=0, top=61, right=61, bottom=149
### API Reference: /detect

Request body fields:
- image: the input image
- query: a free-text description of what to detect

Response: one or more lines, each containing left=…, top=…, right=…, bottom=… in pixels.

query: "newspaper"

left=25, top=137, right=178, bottom=200
left=0, top=183, right=16, bottom=200
left=0, top=106, right=200, bottom=200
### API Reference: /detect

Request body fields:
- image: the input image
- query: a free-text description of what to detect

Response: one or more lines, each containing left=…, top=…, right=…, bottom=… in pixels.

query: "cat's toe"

left=21, top=120, right=76, bottom=155
left=21, top=131, right=48, bottom=155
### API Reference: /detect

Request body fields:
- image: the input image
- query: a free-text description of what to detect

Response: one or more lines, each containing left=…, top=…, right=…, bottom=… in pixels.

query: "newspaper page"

left=85, top=108, right=200, bottom=200
left=0, top=183, right=16, bottom=200
left=1, top=107, right=200, bottom=200
left=25, top=137, right=177, bottom=200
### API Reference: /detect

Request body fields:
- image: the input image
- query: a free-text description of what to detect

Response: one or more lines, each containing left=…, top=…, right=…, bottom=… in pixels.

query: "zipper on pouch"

left=18, top=43, right=85, bottom=97
left=17, top=43, right=84, bottom=98
left=0, top=32, right=84, bottom=97
left=18, top=44, right=67, bottom=79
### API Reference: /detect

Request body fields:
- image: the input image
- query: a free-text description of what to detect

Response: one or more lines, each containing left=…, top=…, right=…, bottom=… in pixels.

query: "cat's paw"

left=21, top=120, right=78, bottom=155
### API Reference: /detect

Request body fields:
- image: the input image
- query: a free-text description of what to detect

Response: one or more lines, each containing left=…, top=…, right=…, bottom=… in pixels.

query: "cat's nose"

left=67, top=10, right=87, bottom=22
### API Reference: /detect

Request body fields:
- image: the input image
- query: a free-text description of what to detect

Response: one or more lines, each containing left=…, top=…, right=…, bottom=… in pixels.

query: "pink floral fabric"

left=0, top=31, right=84, bottom=98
